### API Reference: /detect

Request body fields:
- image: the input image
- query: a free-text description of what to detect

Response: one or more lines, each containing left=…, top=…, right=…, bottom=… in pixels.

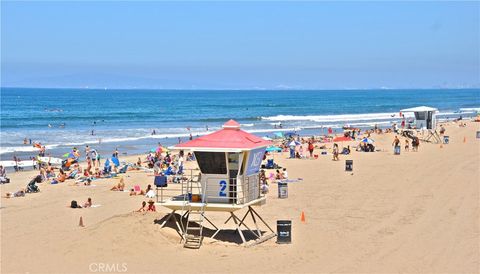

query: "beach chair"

left=154, top=175, right=168, bottom=202
left=118, top=165, right=128, bottom=174
left=266, top=159, right=275, bottom=169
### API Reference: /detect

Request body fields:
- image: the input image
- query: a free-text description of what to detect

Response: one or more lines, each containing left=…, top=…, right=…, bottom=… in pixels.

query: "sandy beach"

left=1, top=121, right=479, bottom=274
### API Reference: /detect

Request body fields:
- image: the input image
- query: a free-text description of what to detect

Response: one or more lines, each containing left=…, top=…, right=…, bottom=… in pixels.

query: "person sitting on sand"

left=0, top=165, right=9, bottom=184
left=147, top=200, right=156, bottom=212
left=110, top=177, right=125, bottom=191
left=51, top=169, right=67, bottom=184
left=129, top=188, right=137, bottom=196
left=83, top=197, right=92, bottom=208
left=5, top=188, right=26, bottom=198
left=136, top=157, right=142, bottom=168
left=275, top=170, right=282, bottom=181
left=135, top=201, right=147, bottom=212
left=282, top=168, right=288, bottom=180
left=140, top=184, right=152, bottom=196
left=45, top=163, right=55, bottom=178
left=439, top=125, right=446, bottom=135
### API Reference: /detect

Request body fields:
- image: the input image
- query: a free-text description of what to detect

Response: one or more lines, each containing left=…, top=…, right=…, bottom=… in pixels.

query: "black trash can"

left=276, top=220, right=291, bottom=244
left=278, top=182, right=288, bottom=198
left=345, top=160, right=353, bottom=171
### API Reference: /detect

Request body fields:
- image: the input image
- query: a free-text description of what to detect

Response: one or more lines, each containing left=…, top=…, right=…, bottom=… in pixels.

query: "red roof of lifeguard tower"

left=175, top=119, right=272, bottom=150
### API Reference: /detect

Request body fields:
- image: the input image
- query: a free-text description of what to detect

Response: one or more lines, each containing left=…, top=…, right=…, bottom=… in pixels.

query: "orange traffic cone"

left=79, top=216, right=85, bottom=227
left=300, top=211, right=306, bottom=223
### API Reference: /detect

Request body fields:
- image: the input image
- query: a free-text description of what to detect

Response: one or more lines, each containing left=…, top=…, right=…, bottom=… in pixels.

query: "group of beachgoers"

left=258, top=168, right=289, bottom=194
left=5, top=143, right=186, bottom=216
left=261, top=121, right=453, bottom=166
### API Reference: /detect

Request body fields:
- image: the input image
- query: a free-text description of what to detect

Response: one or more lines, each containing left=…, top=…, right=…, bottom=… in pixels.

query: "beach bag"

left=71, top=200, right=79, bottom=208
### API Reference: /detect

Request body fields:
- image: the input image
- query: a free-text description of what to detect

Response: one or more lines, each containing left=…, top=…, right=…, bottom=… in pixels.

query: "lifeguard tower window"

left=415, top=112, right=426, bottom=120
left=194, top=152, right=227, bottom=174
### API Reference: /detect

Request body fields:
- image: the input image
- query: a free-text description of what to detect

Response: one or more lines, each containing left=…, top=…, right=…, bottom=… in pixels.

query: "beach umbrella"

left=266, top=146, right=282, bottom=152
left=288, top=140, right=300, bottom=147
left=266, top=146, right=282, bottom=161
left=361, top=138, right=375, bottom=144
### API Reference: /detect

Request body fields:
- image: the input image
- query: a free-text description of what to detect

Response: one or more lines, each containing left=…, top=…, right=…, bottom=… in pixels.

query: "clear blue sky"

left=1, top=1, right=479, bottom=89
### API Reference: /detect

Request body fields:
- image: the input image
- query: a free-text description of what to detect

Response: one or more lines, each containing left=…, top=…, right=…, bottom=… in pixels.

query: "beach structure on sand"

left=158, top=120, right=276, bottom=249
left=400, top=106, right=441, bottom=143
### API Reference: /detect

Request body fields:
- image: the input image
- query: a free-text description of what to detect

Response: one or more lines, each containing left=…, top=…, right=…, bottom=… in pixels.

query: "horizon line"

left=2, top=86, right=479, bottom=91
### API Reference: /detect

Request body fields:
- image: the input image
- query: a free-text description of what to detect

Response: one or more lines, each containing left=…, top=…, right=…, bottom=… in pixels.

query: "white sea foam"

left=261, top=112, right=413, bottom=123
left=0, top=144, right=59, bottom=155
left=459, top=107, right=480, bottom=113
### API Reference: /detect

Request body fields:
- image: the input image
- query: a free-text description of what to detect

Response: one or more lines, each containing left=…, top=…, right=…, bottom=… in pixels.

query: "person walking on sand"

left=405, top=139, right=410, bottom=152
left=332, top=143, right=339, bottom=161
left=392, top=136, right=401, bottom=155
left=308, top=140, right=314, bottom=158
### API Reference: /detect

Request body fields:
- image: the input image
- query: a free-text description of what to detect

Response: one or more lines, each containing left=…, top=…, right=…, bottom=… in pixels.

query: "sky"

left=1, top=1, right=479, bottom=89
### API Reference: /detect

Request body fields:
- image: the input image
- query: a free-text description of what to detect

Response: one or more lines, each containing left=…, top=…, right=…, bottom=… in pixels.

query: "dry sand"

left=1, top=122, right=479, bottom=274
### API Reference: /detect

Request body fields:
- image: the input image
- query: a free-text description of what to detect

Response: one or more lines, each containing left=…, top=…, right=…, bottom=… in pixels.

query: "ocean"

left=1, top=87, right=479, bottom=159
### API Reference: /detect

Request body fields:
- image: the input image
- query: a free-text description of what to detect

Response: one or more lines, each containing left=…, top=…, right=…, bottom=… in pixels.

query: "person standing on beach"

left=308, top=140, right=314, bottom=158
left=332, top=143, right=339, bottom=161
left=392, top=136, right=401, bottom=154
left=85, top=145, right=91, bottom=160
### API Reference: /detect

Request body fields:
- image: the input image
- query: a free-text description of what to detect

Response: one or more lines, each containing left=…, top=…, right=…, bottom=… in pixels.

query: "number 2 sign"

left=219, top=180, right=227, bottom=197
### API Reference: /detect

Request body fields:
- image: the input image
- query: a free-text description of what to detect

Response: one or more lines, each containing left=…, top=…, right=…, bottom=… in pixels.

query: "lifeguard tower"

left=157, top=120, right=276, bottom=248
left=400, top=106, right=441, bottom=143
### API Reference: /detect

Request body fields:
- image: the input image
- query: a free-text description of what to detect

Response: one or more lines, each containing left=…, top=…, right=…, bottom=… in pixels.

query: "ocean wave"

left=0, top=144, right=59, bottom=155
left=459, top=107, right=480, bottom=112
left=261, top=112, right=411, bottom=123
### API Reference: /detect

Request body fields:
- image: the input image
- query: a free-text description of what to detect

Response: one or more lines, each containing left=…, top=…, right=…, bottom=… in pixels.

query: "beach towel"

left=91, top=204, right=101, bottom=208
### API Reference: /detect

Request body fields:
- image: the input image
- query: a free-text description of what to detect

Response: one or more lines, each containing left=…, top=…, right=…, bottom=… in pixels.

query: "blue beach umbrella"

left=362, top=138, right=375, bottom=144
left=266, top=146, right=282, bottom=152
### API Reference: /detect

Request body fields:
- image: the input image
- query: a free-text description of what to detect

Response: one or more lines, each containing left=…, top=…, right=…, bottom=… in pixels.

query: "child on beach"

left=135, top=201, right=147, bottom=212
left=147, top=200, right=156, bottom=212
left=405, top=139, right=410, bottom=152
